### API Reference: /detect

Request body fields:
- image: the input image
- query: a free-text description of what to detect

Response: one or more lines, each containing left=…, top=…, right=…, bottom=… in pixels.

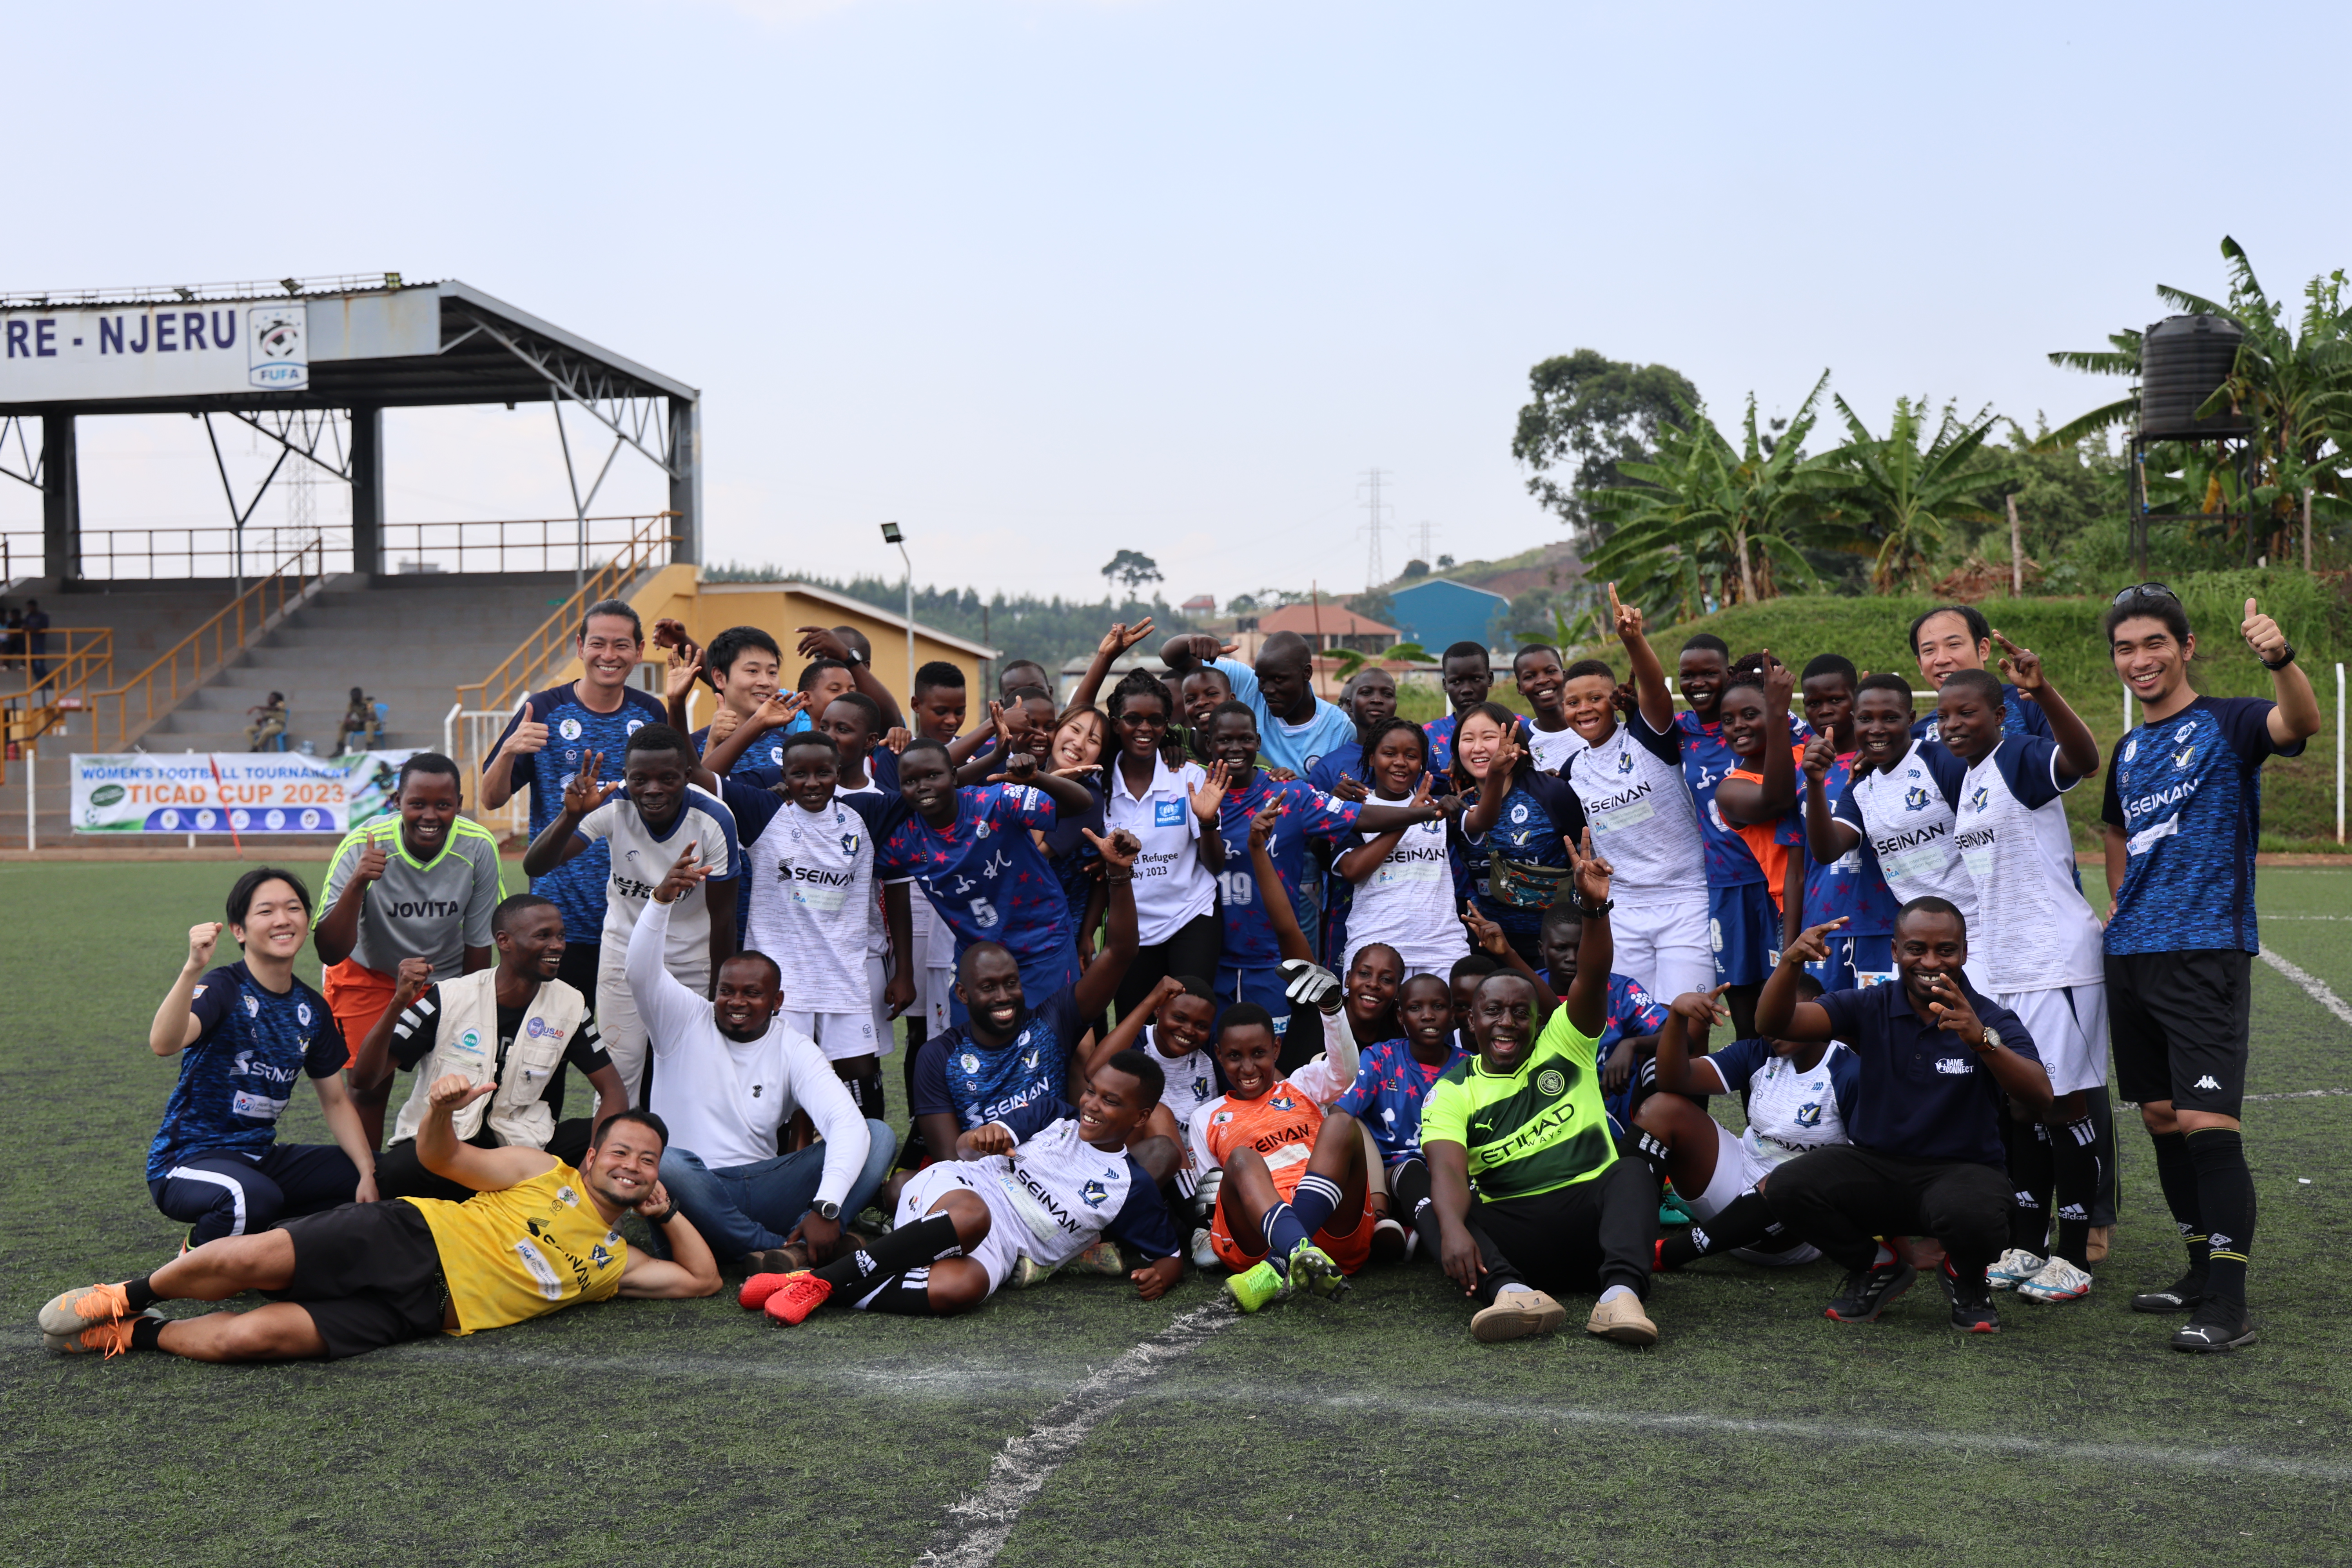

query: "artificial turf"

left=2, top=858, right=2349, bottom=1567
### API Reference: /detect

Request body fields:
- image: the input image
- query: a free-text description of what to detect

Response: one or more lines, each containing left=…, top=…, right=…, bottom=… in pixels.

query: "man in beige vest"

left=355, top=894, right=630, bottom=1202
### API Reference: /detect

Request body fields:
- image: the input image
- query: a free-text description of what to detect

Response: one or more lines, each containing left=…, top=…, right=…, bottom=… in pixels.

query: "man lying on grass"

left=41, top=1076, right=720, bottom=1361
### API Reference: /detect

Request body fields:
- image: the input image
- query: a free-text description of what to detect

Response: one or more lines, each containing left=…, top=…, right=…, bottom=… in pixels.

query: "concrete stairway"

left=2, top=571, right=587, bottom=848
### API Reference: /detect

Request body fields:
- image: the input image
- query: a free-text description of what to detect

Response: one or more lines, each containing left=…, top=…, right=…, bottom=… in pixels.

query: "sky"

left=5, top=0, right=2349, bottom=606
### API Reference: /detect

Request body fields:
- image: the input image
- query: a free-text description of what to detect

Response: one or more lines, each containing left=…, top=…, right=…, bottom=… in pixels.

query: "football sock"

left=1258, top=1202, right=1311, bottom=1276
left=2049, top=1111, right=2102, bottom=1269
left=1664, top=1190, right=1778, bottom=1266
left=129, top=1315, right=167, bottom=1352
left=1289, top=1173, right=1343, bottom=1238
left=2149, top=1130, right=2209, bottom=1273
left=1597, top=1284, right=1636, bottom=1306
left=849, top=1267, right=940, bottom=1316
left=843, top=1071, right=886, bottom=1121
left=2186, top=1128, right=2254, bottom=1307
left=124, top=1275, right=160, bottom=1312
left=1389, top=1160, right=1445, bottom=1261
left=2001, top=1116, right=2053, bottom=1254
left=811, top=1212, right=961, bottom=1290
left=1632, top=1129, right=1673, bottom=1181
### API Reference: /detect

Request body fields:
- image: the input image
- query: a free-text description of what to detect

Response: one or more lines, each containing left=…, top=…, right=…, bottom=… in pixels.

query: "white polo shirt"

left=1100, top=755, right=1218, bottom=945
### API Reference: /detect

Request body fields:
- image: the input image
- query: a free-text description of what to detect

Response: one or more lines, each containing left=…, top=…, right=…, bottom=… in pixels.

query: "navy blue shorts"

left=1709, top=881, right=1784, bottom=987
left=1806, top=933, right=1896, bottom=992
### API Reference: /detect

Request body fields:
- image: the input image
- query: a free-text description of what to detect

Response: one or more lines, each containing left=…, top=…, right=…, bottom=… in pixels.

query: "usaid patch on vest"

left=524, top=1017, right=566, bottom=1042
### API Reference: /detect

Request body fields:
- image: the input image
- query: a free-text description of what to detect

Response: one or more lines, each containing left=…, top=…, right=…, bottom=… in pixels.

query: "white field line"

left=2258, top=948, right=2352, bottom=1030
left=916, top=1300, right=1241, bottom=1568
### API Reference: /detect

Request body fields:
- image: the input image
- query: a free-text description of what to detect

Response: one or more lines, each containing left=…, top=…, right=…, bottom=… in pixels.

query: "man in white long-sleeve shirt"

left=628, top=846, right=894, bottom=1273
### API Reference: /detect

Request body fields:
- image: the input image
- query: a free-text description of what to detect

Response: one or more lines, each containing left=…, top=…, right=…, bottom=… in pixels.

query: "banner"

left=0, top=299, right=307, bottom=401
left=70, top=750, right=417, bottom=835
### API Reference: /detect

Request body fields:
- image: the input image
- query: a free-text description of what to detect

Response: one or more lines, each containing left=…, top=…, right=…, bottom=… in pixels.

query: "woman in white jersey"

left=1333, top=718, right=1469, bottom=981
left=1806, top=673, right=1984, bottom=990
left=1093, top=668, right=1227, bottom=1021
left=1559, top=587, right=1712, bottom=1002
left=1936, top=657, right=2111, bottom=1308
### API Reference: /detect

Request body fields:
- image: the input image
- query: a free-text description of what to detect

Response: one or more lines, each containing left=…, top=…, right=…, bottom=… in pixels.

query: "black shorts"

left=2106, top=949, right=2252, bottom=1118
left=271, top=1200, right=449, bottom=1360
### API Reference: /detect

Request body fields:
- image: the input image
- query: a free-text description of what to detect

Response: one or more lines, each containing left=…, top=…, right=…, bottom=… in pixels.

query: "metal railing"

left=83, top=537, right=328, bottom=751
left=450, top=515, right=679, bottom=833
left=1, top=515, right=673, bottom=583
left=0, top=628, right=114, bottom=785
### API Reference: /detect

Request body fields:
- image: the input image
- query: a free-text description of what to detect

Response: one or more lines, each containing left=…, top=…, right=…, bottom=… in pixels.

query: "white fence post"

left=2336, top=662, right=2345, bottom=846
left=24, top=746, right=33, bottom=853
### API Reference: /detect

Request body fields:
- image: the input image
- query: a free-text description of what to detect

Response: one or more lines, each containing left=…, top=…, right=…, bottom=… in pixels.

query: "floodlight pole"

left=882, top=523, right=913, bottom=695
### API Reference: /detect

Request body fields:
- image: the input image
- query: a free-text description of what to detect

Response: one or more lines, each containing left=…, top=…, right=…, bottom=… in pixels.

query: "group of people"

left=40, top=579, right=2317, bottom=1365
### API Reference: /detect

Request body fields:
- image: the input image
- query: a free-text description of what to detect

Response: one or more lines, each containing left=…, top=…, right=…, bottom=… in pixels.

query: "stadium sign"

left=0, top=299, right=308, bottom=399
left=70, top=750, right=415, bottom=835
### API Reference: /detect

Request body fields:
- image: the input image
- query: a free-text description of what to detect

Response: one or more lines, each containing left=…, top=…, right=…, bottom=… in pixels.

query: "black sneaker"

left=2170, top=1299, right=2256, bottom=1354
left=2130, top=1271, right=2207, bottom=1314
left=1937, top=1259, right=2001, bottom=1333
left=1825, top=1258, right=1916, bottom=1323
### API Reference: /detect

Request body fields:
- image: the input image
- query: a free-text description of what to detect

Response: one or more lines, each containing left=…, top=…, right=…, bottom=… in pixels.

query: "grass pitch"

left=3, top=858, right=2350, bottom=1567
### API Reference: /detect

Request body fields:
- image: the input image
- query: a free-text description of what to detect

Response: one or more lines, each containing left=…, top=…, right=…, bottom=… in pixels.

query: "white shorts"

left=601, top=961, right=708, bottom=1109
left=895, top=1162, right=1022, bottom=1298
left=784, top=956, right=893, bottom=1062
left=1997, top=982, right=2109, bottom=1098
left=1689, top=1122, right=1771, bottom=1221
left=1609, top=894, right=1713, bottom=1004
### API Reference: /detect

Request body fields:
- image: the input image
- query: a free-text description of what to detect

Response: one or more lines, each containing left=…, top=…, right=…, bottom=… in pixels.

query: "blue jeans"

left=658, top=1120, right=895, bottom=1259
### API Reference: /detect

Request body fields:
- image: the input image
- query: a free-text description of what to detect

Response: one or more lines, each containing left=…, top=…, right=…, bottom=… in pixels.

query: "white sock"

left=1493, top=1284, right=1541, bottom=1303
left=1597, top=1285, right=1635, bottom=1306
left=1873, top=1242, right=1897, bottom=1267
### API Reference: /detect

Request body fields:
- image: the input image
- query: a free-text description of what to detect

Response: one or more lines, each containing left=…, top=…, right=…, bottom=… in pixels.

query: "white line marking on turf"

left=2244, top=1087, right=2352, bottom=1103
left=915, top=1301, right=1241, bottom=1568
left=2258, top=948, right=2352, bottom=1029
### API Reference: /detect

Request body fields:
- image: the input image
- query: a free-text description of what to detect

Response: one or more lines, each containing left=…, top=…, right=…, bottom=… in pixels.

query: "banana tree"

left=1828, top=396, right=2014, bottom=591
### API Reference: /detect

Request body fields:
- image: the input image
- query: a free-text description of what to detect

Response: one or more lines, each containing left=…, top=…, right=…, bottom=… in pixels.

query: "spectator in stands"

left=337, top=689, right=373, bottom=756
left=23, top=598, right=49, bottom=682
left=247, top=693, right=288, bottom=752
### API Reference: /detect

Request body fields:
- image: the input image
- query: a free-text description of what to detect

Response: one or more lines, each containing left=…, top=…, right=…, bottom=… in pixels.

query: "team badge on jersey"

left=1080, top=1178, right=1109, bottom=1208
left=842, top=832, right=860, bottom=855
left=960, top=1052, right=981, bottom=1073
left=626, top=719, right=645, bottom=736
left=244, top=995, right=261, bottom=1017
left=555, top=1185, right=580, bottom=1207
left=1021, top=1048, right=1040, bottom=1071
left=1510, top=804, right=1530, bottom=824
left=1967, top=786, right=1989, bottom=813
left=296, top=1001, right=312, bottom=1026
left=2174, top=748, right=2194, bottom=769
left=1212, top=1109, right=1235, bottom=1125
left=1269, top=1093, right=1297, bottom=1111
left=1536, top=1069, right=1566, bottom=1098
left=559, top=718, right=583, bottom=740
left=1904, top=785, right=1931, bottom=811
left=1616, top=750, right=1634, bottom=774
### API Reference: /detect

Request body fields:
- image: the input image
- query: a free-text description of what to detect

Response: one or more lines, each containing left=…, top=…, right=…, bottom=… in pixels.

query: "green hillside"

left=1561, top=570, right=2349, bottom=849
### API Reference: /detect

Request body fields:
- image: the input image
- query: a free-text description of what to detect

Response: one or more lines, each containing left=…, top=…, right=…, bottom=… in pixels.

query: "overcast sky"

left=6, top=0, right=2347, bottom=604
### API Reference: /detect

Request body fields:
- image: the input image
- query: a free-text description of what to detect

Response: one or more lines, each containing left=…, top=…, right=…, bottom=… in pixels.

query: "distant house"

left=1233, top=602, right=1397, bottom=659
left=1180, top=593, right=1216, bottom=614
left=1389, top=578, right=1510, bottom=655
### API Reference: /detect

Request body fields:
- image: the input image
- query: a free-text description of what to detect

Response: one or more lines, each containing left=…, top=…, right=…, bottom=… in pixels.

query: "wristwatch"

left=1973, top=1025, right=2002, bottom=1055
left=2261, top=642, right=2296, bottom=671
left=842, top=647, right=867, bottom=666
left=1574, top=897, right=1614, bottom=918
left=813, top=1200, right=842, bottom=1222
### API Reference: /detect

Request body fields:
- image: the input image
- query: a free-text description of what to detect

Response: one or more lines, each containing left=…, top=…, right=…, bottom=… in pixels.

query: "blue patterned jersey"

left=1677, top=710, right=1809, bottom=887
left=494, top=683, right=668, bottom=946
left=147, top=964, right=346, bottom=1180
left=1423, top=711, right=1531, bottom=777
left=875, top=783, right=1071, bottom=974
left=1215, top=772, right=1363, bottom=968
left=2102, top=697, right=2298, bottom=956
left=1457, top=769, right=1587, bottom=939
left=1912, top=681, right=2054, bottom=745
left=912, top=984, right=1084, bottom=1130
left=1334, top=1035, right=1473, bottom=1167
left=1803, top=751, right=1901, bottom=937
left=691, top=720, right=795, bottom=777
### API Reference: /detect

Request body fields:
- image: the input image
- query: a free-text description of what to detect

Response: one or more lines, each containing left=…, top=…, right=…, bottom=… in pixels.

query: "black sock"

left=124, top=1275, right=160, bottom=1312
left=2049, top=1111, right=2102, bottom=1269
left=1677, top=1190, right=1779, bottom=1263
left=130, top=1315, right=167, bottom=1352
left=1389, top=1160, right=1444, bottom=1260
left=846, top=1267, right=940, bottom=1316
left=1632, top=1129, right=1673, bottom=1181
left=2149, top=1130, right=2209, bottom=1275
left=844, top=1072, right=886, bottom=1122
left=812, top=1211, right=962, bottom=1290
left=2002, top=1116, right=2053, bottom=1253
left=2186, top=1128, right=2254, bottom=1307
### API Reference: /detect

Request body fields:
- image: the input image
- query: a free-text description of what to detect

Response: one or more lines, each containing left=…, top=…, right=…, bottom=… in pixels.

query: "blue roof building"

left=1388, top=577, right=1510, bottom=655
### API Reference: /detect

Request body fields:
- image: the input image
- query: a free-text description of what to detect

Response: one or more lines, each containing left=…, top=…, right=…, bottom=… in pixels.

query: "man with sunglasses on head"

left=2100, top=585, right=2318, bottom=1353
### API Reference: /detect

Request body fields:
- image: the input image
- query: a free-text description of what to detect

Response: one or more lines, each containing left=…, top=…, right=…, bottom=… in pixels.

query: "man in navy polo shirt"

left=1754, top=898, right=2049, bottom=1335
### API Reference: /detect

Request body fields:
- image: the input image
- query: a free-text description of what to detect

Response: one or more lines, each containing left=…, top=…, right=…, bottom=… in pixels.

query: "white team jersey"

left=1740, top=1045, right=1853, bottom=1168
left=743, top=794, right=895, bottom=1014
left=971, top=1116, right=1142, bottom=1270
left=1955, top=736, right=2105, bottom=991
left=1341, top=794, right=1470, bottom=973
left=835, top=781, right=892, bottom=959
left=1838, top=741, right=1978, bottom=928
left=1564, top=715, right=1706, bottom=902
left=1527, top=724, right=1585, bottom=775
left=577, top=788, right=736, bottom=980
left=1145, top=1025, right=1222, bottom=1195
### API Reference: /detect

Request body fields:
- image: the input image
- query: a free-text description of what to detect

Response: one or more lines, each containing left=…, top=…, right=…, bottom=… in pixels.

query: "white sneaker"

left=1189, top=1227, right=1220, bottom=1269
left=1987, top=1248, right=2045, bottom=1291
left=2017, top=1256, right=2093, bottom=1303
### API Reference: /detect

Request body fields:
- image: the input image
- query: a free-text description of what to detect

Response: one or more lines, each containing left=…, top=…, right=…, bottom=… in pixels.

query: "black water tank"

left=2139, top=314, right=2250, bottom=440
